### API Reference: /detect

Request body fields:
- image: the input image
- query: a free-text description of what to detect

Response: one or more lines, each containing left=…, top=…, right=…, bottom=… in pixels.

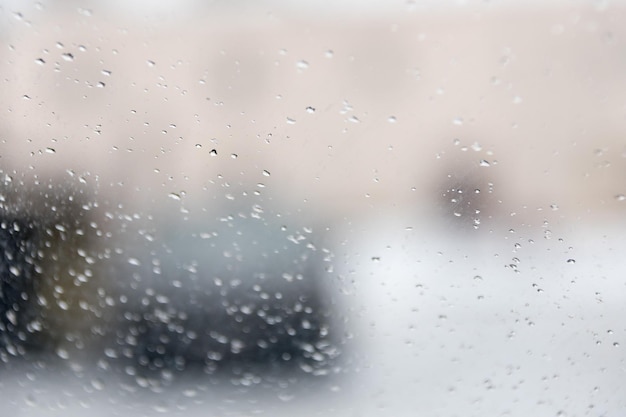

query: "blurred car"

left=99, top=194, right=341, bottom=376
left=0, top=178, right=342, bottom=379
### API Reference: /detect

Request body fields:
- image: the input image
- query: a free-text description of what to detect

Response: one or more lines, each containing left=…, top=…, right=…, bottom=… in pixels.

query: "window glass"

left=1, top=1, right=625, bottom=415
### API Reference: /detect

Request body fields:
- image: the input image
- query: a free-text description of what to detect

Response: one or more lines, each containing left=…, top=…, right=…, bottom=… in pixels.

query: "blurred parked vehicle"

left=100, top=194, right=340, bottom=376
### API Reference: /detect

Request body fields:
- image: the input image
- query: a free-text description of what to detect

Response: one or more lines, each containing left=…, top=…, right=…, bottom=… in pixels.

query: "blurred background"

left=0, top=0, right=625, bottom=415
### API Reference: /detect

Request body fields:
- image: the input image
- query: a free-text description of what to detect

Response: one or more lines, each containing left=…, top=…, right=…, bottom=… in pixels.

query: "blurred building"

left=1, top=4, right=625, bottom=227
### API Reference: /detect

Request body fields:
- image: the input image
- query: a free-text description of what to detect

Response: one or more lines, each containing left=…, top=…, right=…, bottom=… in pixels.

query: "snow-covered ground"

left=2, top=218, right=625, bottom=416
left=330, top=217, right=626, bottom=416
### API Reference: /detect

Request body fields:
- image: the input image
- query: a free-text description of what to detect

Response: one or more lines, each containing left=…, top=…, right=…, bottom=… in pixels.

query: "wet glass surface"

left=1, top=1, right=625, bottom=415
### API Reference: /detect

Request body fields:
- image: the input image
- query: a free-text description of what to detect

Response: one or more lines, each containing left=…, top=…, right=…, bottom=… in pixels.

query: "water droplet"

left=453, top=117, right=464, bottom=125
left=348, top=115, right=360, bottom=123
left=325, top=50, right=334, bottom=58
left=210, top=149, right=218, bottom=156
left=5, top=310, right=16, bottom=326
left=97, top=81, right=105, bottom=88
left=230, top=153, right=238, bottom=159
left=566, top=258, right=576, bottom=264
left=278, top=392, right=295, bottom=402
left=56, top=348, right=69, bottom=360
left=296, top=60, right=309, bottom=70
left=45, top=147, right=56, bottom=154
left=471, top=142, right=482, bottom=151
left=306, top=106, right=316, bottom=114
left=479, top=160, right=490, bottom=167
left=35, top=58, right=45, bottom=65
left=128, top=257, right=141, bottom=266
left=286, top=117, right=296, bottom=124
left=513, top=95, right=523, bottom=104
left=153, top=403, right=170, bottom=413
left=91, top=378, right=104, bottom=390
left=25, top=394, right=36, bottom=407
left=387, top=116, right=397, bottom=123
left=101, top=69, right=111, bottom=76
left=195, top=143, right=202, bottom=148
left=61, top=53, right=74, bottom=62
left=146, top=60, right=156, bottom=67
left=615, top=194, right=625, bottom=202
left=168, top=192, right=182, bottom=201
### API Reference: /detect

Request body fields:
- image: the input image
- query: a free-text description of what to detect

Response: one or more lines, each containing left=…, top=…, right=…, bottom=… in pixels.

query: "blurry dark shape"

left=101, top=197, right=341, bottom=378
left=436, top=148, right=499, bottom=231
left=440, top=173, right=488, bottom=228
left=0, top=217, right=40, bottom=356
left=0, top=175, right=100, bottom=360
left=0, top=175, right=342, bottom=379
